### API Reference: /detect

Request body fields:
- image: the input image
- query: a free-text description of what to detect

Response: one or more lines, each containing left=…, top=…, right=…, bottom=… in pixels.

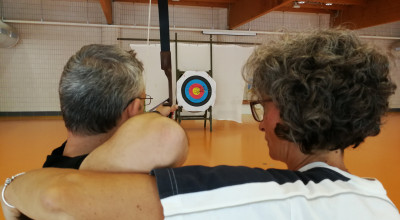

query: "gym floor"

left=0, top=113, right=399, bottom=218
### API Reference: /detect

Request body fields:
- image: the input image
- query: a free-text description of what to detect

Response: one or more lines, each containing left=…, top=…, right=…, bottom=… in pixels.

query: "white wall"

left=0, top=0, right=399, bottom=115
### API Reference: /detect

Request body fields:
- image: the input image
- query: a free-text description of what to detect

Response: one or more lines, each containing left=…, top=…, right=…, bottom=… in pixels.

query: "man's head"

left=59, top=44, right=145, bottom=135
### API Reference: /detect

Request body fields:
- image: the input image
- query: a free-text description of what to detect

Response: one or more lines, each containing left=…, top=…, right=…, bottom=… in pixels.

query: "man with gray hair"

left=43, top=44, right=178, bottom=169
left=1, top=44, right=188, bottom=219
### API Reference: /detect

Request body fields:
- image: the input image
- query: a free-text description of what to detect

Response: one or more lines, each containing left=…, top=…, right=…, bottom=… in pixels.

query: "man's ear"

left=126, top=98, right=143, bottom=117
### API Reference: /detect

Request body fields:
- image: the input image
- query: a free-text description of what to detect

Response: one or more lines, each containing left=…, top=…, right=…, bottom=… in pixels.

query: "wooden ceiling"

left=98, top=0, right=400, bottom=30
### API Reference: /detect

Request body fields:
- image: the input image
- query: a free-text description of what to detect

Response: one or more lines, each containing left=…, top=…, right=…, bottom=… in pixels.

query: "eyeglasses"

left=124, top=94, right=153, bottom=109
left=249, top=99, right=272, bottom=122
left=138, top=94, right=153, bottom=106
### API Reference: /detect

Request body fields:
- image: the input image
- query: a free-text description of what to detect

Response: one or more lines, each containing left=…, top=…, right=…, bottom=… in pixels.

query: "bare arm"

left=4, top=168, right=163, bottom=220
left=2, top=108, right=186, bottom=219
left=2, top=113, right=186, bottom=219
left=80, top=112, right=188, bottom=172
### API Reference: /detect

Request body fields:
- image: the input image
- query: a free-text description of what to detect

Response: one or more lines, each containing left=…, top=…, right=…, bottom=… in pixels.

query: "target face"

left=177, top=71, right=216, bottom=111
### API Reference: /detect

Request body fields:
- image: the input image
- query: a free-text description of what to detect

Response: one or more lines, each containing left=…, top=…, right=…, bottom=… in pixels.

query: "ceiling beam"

left=229, top=0, right=292, bottom=29
left=114, top=0, right=230, bottom=8
left=99, top=0, right=113, bottom=24
left=333, top=0, right=400, bottom=29
left=172, top=0, right=232, bottom=3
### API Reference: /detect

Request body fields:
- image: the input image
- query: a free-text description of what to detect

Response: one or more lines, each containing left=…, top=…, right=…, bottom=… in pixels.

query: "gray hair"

left=243, top=28, right=396, bottom=154
left=59, top=44, right=144, bottom=135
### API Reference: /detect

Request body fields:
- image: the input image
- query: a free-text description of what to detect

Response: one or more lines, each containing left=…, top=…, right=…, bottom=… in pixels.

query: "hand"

left=155, top=104, right=178, bottom=117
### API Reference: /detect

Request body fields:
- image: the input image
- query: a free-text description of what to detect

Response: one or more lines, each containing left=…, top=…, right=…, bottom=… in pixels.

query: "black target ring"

left=181, top=75, right=212, bottom=107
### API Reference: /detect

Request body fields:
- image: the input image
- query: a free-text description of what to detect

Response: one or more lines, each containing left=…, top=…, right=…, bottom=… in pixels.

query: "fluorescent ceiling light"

left=202, top=30, right=256, bottom=36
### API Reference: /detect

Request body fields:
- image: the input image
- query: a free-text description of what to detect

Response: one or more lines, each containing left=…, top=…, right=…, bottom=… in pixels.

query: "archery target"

left=177, top=71, right=216, bottom=111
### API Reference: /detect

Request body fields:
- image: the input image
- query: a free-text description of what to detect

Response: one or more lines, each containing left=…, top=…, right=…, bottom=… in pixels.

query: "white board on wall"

left=130, top=43, right=255, bottom=123
left=130, top=44, right=176, bottom=112
left=212, top=44, right=254, bottom=122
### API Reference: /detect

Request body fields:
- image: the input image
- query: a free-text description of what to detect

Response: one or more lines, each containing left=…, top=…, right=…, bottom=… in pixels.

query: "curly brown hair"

left=243, top=28, right=396, bottom=154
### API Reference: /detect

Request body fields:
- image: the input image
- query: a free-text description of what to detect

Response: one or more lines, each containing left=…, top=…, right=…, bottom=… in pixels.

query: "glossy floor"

left=0, top=113, right=399, bottom=219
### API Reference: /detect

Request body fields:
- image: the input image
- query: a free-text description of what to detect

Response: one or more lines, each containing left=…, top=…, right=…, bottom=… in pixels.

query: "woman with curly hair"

left=3, top=29, right=400, bottom=219
left=243, top=28, right=396, bottom=168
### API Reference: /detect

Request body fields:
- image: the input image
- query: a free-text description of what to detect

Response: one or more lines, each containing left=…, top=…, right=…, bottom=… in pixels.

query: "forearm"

left=80, top=112, right=188, bottom=172
left=4, top=169, right=75, bottom=220
left=5, top=168, right=163, bottom=220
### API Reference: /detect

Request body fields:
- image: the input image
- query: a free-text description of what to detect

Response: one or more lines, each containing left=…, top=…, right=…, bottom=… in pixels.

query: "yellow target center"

left=193, top=87, right=201, bottom=95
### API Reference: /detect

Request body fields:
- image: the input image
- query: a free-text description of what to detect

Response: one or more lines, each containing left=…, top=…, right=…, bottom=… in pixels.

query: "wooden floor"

left=0, top=113, right=399, bottom=218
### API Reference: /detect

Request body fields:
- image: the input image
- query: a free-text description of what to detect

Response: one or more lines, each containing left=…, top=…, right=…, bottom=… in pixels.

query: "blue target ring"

left=181, top=75, right=212, bottom=107
left=185, top=79, right=209, bottom=103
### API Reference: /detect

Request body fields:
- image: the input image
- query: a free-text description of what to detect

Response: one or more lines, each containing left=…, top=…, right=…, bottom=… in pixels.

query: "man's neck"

left=63, top=130, right=115, bottom=157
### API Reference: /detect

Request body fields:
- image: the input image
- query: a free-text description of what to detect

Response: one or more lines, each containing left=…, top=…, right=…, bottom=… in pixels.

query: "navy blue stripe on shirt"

left=152, top=165, right=350, bottom=199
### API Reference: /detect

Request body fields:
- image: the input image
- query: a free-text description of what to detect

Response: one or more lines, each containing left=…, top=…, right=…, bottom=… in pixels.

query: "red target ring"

left=188, top=83, right=205, bottom=99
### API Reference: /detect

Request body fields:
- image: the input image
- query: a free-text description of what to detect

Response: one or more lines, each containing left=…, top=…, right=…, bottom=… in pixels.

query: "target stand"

left=174, top=34, right=215, bottom=131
